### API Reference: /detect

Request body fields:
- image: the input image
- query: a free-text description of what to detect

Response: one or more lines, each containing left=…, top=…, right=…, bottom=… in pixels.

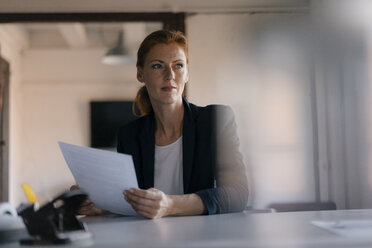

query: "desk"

left=4, top=209, right=372, bottom=247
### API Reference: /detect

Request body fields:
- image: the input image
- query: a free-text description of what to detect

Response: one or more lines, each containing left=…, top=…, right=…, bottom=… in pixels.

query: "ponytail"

left=133, top=86, right=152, bottom=117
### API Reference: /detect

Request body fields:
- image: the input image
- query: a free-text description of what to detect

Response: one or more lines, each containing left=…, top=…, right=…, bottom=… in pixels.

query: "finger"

left=126, top=197, right=158, bottom=214
left=136, top=210, right=157, bottom=219
left=139, top=209, right=162, bottom=219
left=126, top=188, right=162, bottom=200
left=70, top=185, right=80, bottom=190
left=124, top=192, right=158, bottom=208
left=79, top=201, right=94, bottom=211
left=79, top=206, right=103, bottom=216
left=132, top=205, right=159, bottom=219
left=81, top=209, right=100, bottom=216
left=125, top=194, right=158, bottom=213
left=126, top=188, right=152, bottom=198
left=80, top=199, right=92, bottom=206
left=90, top=208, right=104, bottom=215
left=80, top=202, right=94, bottom=209
left=79, top=204, right=94, bottom=213
left=147, top=188, right=163, bottom=200
left=79, top=201, right=93, bottom=210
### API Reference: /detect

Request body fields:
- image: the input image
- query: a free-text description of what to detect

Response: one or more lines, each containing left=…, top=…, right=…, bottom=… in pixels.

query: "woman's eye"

left=175, top=64, right=183, bottom=69
left=151, top=64, right=162, bottom=69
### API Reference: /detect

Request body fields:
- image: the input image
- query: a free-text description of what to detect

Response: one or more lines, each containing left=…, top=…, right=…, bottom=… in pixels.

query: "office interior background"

left=0, top=0, right=371, bottom=211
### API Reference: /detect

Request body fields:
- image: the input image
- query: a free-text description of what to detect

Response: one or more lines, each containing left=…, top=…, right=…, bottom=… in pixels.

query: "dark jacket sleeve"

left=195, top=105, right=249, bottom=214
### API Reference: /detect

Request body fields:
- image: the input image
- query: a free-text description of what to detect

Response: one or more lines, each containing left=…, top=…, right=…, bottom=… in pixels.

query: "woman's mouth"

left=161, top=86, right=176, bottom=92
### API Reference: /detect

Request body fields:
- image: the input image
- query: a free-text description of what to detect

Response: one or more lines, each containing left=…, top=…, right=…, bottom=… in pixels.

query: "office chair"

left=268, top=201, right=337, bottom=212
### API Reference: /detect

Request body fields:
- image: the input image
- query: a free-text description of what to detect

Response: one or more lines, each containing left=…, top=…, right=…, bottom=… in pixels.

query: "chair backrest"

left=268, top=202, right=336, bottom=212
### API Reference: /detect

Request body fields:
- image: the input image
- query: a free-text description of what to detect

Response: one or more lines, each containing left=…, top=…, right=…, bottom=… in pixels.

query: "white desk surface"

left=4, top=209, right=372, bottom=247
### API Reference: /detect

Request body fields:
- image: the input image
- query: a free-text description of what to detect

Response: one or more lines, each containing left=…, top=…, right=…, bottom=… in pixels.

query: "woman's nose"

left=164, top=66, right=175, bottom=81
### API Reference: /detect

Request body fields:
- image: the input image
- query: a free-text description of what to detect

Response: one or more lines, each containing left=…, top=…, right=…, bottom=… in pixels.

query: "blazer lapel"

left=139, top=112, right=155, bottom=189
left=182, top=99, right=195, bottom=193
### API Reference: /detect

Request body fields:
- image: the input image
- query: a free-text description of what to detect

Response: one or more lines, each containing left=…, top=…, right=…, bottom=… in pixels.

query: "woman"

left=78, top=30, right=248, bottom=219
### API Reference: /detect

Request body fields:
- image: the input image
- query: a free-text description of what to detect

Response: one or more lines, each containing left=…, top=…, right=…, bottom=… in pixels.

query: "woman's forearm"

left=167, top=193, right=206, bottom=216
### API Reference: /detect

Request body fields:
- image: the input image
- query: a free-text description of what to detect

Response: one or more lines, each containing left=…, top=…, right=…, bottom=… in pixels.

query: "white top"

left=154, top=136, right=184, bottom=195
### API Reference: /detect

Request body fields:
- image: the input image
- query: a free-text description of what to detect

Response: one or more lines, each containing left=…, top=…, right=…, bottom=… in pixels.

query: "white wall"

left=14, top=49, right=140, bottom=205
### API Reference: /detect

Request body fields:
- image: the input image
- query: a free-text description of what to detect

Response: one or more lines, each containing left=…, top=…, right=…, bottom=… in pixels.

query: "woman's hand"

left=124, top=188, right=173, bottom=219
left=70, top=185, right=105, bottom=216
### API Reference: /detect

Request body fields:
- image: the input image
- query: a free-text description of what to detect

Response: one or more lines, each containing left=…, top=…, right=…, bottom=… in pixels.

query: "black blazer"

left=117, top=98, right=248, bottom=214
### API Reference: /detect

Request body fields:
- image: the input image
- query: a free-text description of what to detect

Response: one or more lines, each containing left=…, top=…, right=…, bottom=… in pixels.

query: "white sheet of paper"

left=58, top=141, right=138, bottom=216
left=311, top=219, right=372, bottom=238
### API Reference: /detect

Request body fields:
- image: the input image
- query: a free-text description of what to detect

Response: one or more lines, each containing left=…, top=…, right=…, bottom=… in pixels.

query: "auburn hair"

left=133, top=30, right=188, bottom=116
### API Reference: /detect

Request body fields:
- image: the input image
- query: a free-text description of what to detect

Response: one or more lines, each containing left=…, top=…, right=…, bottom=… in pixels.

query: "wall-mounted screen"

left=90, top=101, right=137, bottom=148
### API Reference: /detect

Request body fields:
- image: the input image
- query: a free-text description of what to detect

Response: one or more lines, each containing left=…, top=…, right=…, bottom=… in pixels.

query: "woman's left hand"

left=124, top=188, right=172, bottom=219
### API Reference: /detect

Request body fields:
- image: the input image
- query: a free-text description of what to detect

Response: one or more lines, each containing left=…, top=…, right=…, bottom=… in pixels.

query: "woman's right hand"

left=70, top=185, right=105, bottom=216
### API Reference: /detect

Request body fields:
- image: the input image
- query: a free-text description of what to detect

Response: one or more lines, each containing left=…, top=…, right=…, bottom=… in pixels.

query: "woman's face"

left=137, top=43, right=189, bottom=107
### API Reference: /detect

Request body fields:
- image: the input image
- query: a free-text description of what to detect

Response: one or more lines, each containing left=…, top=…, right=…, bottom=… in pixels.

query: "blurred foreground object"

left=21, top=183, right=40, bottom=206
left=18, top=190, right=92, bottom=245
left=0, top=202, right=27, bottom=244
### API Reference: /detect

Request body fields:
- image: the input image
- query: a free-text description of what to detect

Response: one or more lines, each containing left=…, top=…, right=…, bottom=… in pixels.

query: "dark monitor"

left=90, top=101, right=137, bottom=148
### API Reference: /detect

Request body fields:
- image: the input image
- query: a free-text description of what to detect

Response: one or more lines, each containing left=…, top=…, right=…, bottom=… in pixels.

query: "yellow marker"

left=21, top=183, right=40, bottom=205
